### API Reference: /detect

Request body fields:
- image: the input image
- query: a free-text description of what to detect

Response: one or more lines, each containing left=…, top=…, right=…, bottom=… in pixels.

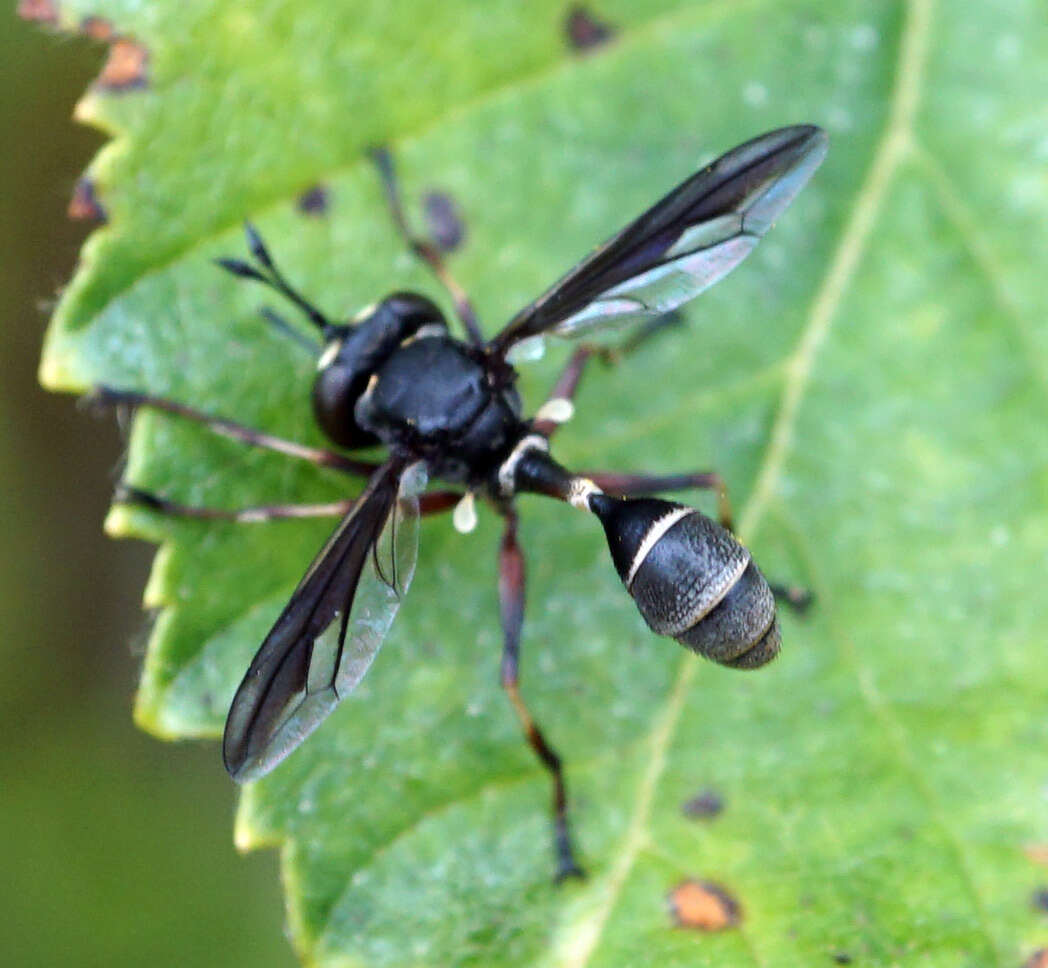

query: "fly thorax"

left=312, top=292, right=446, bottom=449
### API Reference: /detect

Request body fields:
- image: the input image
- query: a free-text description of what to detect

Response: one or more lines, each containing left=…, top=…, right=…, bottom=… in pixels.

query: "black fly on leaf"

left=101, top=125, right=828, bottom=881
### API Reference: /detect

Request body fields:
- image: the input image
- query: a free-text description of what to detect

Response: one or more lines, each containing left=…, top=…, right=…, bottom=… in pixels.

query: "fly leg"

left=88, top=386, right=377, bottom=477
left=608, top=310, right=687, bottom=360
left=531, top=346, right=597, bottom=437
left=114, top=486, right=462, bottom=522
left=532, top=314, right=686, bottom=437
left=766, top=582, right=814, bottom=612
left=498, top=508, right=585, bottom=882
left=582, top=470, right=734, bottom=533
left=368, top=146, right=484, bottom=347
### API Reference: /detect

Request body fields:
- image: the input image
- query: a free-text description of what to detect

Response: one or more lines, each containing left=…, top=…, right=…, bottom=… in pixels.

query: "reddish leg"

left=531, top=346, right=595, bottom=437
left=532, top=313, right=687, bottom=437
left=767, top=583, right=814, bottom=612
left=369, top=147, right=484, bottom=347
left=114, top=484, right=461, bottom=523
left=498, top=508, right=584, bottom=881
left=90, top=386, right=376, bottom=477
left=584, top=470, right=734, bottom=532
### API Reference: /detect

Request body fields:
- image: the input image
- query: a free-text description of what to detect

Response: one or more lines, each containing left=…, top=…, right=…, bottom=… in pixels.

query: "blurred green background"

left=0, top=10, right=290, bottom=967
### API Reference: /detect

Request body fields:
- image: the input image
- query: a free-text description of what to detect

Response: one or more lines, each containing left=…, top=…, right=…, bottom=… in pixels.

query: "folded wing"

left=223, top=459, right=424, bottom=782
left=492, top=125, right=828, bottom=355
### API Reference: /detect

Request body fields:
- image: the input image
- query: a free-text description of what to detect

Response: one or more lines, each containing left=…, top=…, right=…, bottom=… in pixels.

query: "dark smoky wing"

left=223, top=458, right=421, bottom=782
left=491, top=125, right=828, bottom=355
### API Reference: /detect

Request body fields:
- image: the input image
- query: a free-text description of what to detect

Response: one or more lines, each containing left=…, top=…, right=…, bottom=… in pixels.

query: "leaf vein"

left=801, top=527, right=1006, bottom=965
left=910, top=140, right=1048, bottom=399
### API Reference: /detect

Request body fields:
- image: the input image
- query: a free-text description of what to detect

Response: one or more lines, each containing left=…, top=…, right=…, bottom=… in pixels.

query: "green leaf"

left=40, top=0, right=1048, bottom=964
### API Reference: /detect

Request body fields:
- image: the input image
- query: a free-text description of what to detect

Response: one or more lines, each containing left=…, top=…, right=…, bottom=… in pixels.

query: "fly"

left=99, top=125, right=828, bottom=880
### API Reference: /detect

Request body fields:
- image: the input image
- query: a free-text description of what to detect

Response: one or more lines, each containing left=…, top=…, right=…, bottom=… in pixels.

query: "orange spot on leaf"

left=668, top=878, right=741, bottom=931
left=1025, top=844, right=1048, bottom=866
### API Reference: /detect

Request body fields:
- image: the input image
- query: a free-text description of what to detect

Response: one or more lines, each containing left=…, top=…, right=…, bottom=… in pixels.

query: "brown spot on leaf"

left=1023, top=950, right=1048, bottom=968
left=296, top=184, right=330, bottom=216
left=832, top=954, right=853, bottom=965
left=70, top=15, right=148, bottom=96
left=1032, top=887, right=1048, bottom=913
left=68, top=178, right=107, bottom=223
left=681, top=789, right=724, bottom=820
left=96, top=37, right=149, bottom=91
left=17, top=0, right=58, bottom=24
left=668, top=878, right=741, bottom=931
left=79, top=16, right=115, bottom=41
left=564, top=5, right=617, bottom=52
left=423, top=191, right=465, bottom=252
left=1026, top=844, right=1048, bottom=866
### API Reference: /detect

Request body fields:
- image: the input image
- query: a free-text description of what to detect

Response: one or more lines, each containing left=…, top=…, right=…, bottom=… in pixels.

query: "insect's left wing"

left=491, top=125, right=828, bottom=357
left=223, top=458, right=425, bottom=782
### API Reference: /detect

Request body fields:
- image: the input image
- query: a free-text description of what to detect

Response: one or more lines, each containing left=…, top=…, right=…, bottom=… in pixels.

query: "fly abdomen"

left=673, top=558, right=781, bottom=668
left=589, top=494, right=780, bottom=668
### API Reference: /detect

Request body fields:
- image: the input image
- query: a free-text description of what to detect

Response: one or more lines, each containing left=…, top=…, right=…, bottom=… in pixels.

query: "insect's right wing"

left=491, top=125, right=828, bottom=357
left=223, top=458, right=425, bottom=783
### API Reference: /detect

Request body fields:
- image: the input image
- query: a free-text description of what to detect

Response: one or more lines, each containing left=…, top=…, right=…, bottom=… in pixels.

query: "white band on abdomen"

left=625, top=507, right=693, bottom=589
left=497, top=434, right=550, bottom=497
